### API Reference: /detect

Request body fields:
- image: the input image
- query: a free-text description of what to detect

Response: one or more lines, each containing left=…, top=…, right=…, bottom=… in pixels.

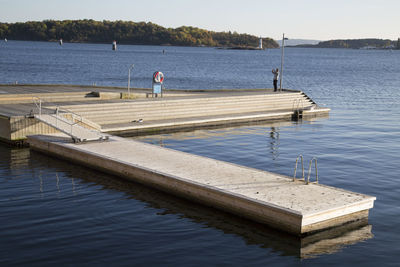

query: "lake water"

left=1, top=41, right=400, bottom=266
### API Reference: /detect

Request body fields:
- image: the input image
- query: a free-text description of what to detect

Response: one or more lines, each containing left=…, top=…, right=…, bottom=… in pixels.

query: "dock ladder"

left=293, top=155, right=319, bottom=184
left=292, top=98, right=304, bottom=121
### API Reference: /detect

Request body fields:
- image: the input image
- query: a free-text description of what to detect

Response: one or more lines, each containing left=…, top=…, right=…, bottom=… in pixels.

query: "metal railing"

left=306, top=157, right=319, bottom=184
left=293, top=154, right=305, bottom=182
left=33, top=96, right=101, bottom=127
left=55, top=108, right=84, bottom=139
left=32, top=97, right=42, bottom=117
left=33, top=97, right=83, bottom=132
left=293, top=155, right=319, bottom=185
left=292, top=98, right=305, bottom=121
left=32, top=97, right=104, bottom=142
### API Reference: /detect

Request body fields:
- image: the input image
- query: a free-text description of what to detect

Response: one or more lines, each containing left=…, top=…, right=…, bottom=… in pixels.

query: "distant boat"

left=112, top=40, right=117, bottom=51
left=4, top=38, right=7, bottom=42
left=59, top=39, right=63, bottom=45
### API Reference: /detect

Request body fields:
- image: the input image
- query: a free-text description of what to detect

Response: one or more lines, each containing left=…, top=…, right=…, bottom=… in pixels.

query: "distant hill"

left=0, top=19, right=279, bottom=48
left=275, top=39, right=320, bottom=47
left=295, top=38, right=399, bottom=49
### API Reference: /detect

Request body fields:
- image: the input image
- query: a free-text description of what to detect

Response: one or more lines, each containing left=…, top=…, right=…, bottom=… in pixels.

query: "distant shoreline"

left=0, top=19, right=279, bottom=49
left=292, top=38, right=400, bottom=50
left=1, top=39, right=273, bottom=50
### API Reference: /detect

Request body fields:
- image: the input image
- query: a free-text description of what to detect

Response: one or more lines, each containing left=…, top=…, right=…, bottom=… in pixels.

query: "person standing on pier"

left=272, top=68, right=279, bottom=92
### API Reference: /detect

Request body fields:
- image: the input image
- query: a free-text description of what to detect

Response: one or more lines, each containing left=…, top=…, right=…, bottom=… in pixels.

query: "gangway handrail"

left=306, top=157, right=319, bottom=184
left=293, top=154, right=305, bottom=181
left=32, top=97, right=83, bottom=135
left=32, top=96, right=42, bottom=117
left=32, top=97, right=104, bottom=142
left=60, top=106, right=101, bottom=130
left=55, top=106, right=84, bottom=126
left=32, top=96, right=101, bottom=129
left=32, top=97, right=83, bottom=120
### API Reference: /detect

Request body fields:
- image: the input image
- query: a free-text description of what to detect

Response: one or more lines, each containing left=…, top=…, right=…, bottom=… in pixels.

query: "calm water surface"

left=1, top=41, right=400, bottom=266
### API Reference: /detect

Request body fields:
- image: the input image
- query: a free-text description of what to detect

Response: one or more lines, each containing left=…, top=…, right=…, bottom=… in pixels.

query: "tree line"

left=0, top=19, right=279, bottom=48
left=297, top=38, right=399, bottom=49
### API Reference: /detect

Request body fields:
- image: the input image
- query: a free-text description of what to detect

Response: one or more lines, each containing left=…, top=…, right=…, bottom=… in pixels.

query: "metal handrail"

left=32, top=96, right=92, bottom=127
left=32, top=97, right=78, bottom=135
left=292, top=99, right=298, bottom=111
left=292, top=98, right=304, bottom=111
left=51, top=112, right=80, bottom=136
left=56, top=106, right=83, bottom=126
left=31, top=96, right=107, bottom=143
left=306, top=157, right=319, bottom=184
left=293, top=154, right=305, bottom=181
left=32, top=97, right=96, bottom=139
left=32, top=97, right=42, bottom=117
left=55, top=105, right=101, bottom=130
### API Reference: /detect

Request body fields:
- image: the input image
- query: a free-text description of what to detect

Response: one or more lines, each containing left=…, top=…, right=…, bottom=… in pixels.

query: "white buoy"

left=4, top=38, right=7, bottom=42
left=59, top=39, right=63, bottom=45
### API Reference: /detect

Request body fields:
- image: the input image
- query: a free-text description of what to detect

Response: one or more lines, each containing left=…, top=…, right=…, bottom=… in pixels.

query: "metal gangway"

left=33, top=97, right=108, bottom=143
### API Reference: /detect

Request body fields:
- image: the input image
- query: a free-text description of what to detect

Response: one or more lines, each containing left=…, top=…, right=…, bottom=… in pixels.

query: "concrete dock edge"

left=27, top=134, right=375, bottom=236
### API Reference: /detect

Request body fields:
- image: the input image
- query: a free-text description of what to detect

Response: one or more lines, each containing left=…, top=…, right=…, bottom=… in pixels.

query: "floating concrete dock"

left=1, top=84, right=375, bottom=235
left=0, top=84, right=329, bottom=144
left=28, top=134, right=376, bottom=235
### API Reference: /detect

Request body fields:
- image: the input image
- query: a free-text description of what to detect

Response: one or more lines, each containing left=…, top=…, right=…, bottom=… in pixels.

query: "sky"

left=0, top=0, right=399, bottom=41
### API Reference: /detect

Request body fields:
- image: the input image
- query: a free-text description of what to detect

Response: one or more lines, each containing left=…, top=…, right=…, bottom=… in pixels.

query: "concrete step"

left=63, top=94, right=308, bottom=114
left=88, top=104, right=311, bottom=124
left=76, top=98, right=313, bottom=118
left=101, top=110, right=297, bottom=131
left=75, top=103, right=312, bottom=119
left=83, top=99, right=312, bottom=116
left=54, top=92, right=313, bottom=125
left=78, top=100, right=313, bottom=122
left=59, top=93, right=304, bottom=112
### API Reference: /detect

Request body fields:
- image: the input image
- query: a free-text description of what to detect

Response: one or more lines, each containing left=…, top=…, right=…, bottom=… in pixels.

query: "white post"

left=127, top=64, right=134, bottom=97
left=279, top=33, right=285, bottom=91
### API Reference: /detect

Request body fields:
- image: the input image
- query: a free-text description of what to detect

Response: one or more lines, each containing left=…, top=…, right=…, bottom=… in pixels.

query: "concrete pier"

left=28, top=134, right=376, bottom=236
left=3, top=84, right=375, bottom=236
left=0, top=84, right=330, bottom=144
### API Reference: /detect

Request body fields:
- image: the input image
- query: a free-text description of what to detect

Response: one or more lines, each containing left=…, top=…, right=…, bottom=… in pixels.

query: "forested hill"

left=0, top=20, right=279, bottom=48
left=296, top=38, right=399, bottom=49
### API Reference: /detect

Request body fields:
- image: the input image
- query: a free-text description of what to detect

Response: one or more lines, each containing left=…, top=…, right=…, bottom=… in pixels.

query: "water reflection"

left=8, top=147, right=30, bottom=169
left=135, top=121, right=295, bottom=141
left=27, top=149, right=373, bottom=259
left=268, top=126, right=280, bottom=160
left=56, top=172, right=60, bottom=193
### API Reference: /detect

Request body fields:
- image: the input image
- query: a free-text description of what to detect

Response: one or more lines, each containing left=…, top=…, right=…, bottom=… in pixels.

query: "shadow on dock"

left=18, top=147, right=374, bottom=259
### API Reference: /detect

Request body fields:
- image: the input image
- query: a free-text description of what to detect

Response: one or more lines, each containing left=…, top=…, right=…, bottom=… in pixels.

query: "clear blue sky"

left=1, top=0, right=399, bottom=40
